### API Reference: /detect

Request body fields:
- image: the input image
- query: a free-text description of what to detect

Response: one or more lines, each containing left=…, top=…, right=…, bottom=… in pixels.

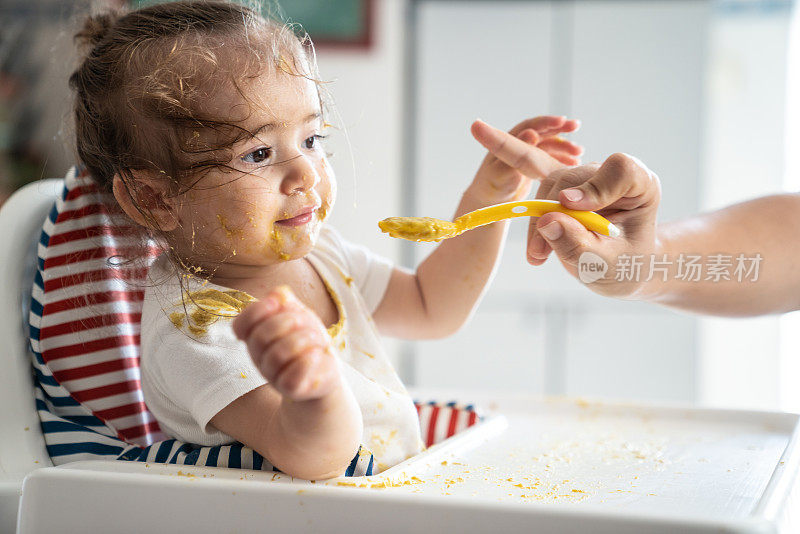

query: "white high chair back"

left=0, top=179, right=61, bottom=531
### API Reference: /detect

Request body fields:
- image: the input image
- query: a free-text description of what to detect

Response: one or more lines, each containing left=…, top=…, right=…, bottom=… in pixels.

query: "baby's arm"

left=373, top=116, right=580, bottom=338
left=211, top=287, right=362, bottom=480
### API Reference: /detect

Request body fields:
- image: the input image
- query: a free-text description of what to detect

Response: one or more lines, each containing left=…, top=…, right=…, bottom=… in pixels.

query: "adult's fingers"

left=526, top=165, right=599, bottom=263
left=471, top=119, right=564, bottom=179
left=535, top=211, right=605, bottom=269
left=557, top=153, right=660, bottom=212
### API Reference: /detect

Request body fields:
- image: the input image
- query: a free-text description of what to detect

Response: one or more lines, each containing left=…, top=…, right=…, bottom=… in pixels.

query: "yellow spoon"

left=378, top=199, right=621, bottom=242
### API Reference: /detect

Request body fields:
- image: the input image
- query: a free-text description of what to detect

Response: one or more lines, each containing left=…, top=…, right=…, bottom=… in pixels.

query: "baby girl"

left=69, top=1, right=581, bottom=479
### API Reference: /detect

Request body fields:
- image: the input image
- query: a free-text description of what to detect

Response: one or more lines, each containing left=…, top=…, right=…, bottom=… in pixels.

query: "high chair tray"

left=17, top=394, right=800, bottom=533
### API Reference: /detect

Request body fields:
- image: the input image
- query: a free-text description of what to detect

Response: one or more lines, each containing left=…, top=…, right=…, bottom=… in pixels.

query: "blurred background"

left=1, top=0, right=798, bottom=412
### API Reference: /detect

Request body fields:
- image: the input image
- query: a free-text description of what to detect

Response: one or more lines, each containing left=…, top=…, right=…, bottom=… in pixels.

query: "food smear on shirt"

left=170, top=288, right=255, bottom=336
left=169, top=312, right=185, bottom=328
left=325, top=285, right=345, bottom=339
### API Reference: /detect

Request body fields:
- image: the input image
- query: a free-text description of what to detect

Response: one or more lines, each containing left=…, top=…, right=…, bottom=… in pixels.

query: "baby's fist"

left=232, top=286, right=341, bottom=402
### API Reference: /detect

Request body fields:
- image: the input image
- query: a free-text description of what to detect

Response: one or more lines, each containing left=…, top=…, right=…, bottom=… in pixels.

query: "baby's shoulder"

left=142, top=259, right=253, bottom=348
left=159, top=286, right=254, bottom=340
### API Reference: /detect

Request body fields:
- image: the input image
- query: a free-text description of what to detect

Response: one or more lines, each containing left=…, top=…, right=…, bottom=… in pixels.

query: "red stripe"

left=51, top=356, right=140, bottom=383
left=446, top=407, right=460, bottom=438
left=56, top=203, right=108, bottom=223
left=39, top=312, right=141, bottom=339
left=118, top=420, right=161, bottom=441
left=45, top=245, right=152, bottom=269
left=93, top=401, right=150, bottom=421
left=48, top=225, right=137, bottom=247
left=426, top=405, right=440, bottom=448
left=71, top=379, right=140, bottom=403
left=42, top=334, right=139, bottom=361
left=467, top=410, right=477, bottom=427
left=65, top=184, right=100, bottom=201
left=43, top=267, right=148, bottom=292
left=42, top=290, right=144, bottom=315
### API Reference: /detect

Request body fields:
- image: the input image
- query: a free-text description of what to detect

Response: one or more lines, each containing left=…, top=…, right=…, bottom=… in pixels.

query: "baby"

left=69, top=1, right=581, bottom=479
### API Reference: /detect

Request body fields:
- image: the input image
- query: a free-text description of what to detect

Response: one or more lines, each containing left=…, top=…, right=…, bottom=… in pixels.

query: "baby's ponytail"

left=74, top=12, right=121, bottom=56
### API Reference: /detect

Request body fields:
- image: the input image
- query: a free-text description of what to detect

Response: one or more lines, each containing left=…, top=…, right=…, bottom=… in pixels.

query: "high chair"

left=2, top=176, right=799, bottom=533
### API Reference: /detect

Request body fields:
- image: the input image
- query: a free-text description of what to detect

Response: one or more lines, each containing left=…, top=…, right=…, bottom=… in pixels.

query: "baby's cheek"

left=317, top=161, right=336, bottom=221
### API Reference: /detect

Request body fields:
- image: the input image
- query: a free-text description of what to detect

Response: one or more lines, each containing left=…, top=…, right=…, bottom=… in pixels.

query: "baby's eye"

left=304, top=134, right=326, bottom=150
left=242, top=147, right=271, bottom=164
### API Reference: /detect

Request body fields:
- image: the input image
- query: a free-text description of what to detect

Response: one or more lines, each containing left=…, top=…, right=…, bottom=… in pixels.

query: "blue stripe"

left=252, top=451, right=263, bottom=471
left=34, top=369, right=59, bottom=387
left=182, top=448, right=200, bottom=466
left=47, top=202, right=58, bottom=224
left=41, top=420, right=103, bottom=434
left=33, top=269, right=43, bottom=289
left=366, top=455, right=374, bottom=476
left=29, top=297, right=43, bottom=317
left=32, top=269, right=43, bottom=290
left=35, top=385, right=81, bottom=407
left=47, top=442, right=124, bottom=458
left=344, top=451, right=359, bottom=477
left=205, top=446, right=220, bottom=467
left=29, top=326, right=40, bottom=340
left=228, top=444, right=242, bottom=469
left=169, top=443, right=196, bottom=464
left=65, top=414, right=110, bottom=427
left=154, top=440, right=175, bottom=463
left=41, top=394, right=80, bottom=407
left=118, top=446, right=146, bottom=461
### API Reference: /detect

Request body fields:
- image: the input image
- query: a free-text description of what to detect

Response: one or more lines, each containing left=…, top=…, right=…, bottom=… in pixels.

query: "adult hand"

left=528, top=153, right=662, bottom=297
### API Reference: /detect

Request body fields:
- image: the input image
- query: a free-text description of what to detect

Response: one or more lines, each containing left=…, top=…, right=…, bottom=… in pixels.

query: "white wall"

left=411, top=0, right=708, bottom=403
left=315, top=0, right=408, bottom=367
left=699, top=3, right=793, bottom=411
left=317, top=0, right=407, bottom=265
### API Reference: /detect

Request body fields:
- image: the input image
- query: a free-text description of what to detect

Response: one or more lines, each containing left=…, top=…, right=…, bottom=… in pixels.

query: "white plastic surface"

left=0, top=180, right=60, bottom=533
left=17, top=395, right=800, bottom=533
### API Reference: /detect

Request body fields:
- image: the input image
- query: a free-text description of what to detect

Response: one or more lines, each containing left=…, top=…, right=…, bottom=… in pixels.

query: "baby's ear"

left=112, top=171, right=180, bottom=232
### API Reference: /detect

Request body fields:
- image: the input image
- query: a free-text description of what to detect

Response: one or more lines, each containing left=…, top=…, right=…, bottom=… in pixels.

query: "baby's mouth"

left=275, top=207, right=318, bottom=227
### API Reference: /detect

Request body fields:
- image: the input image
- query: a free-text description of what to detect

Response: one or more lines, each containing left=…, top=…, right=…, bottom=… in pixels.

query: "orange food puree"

left=378, top=217, right=459, bottom=242
left=171, top=288, right=255, bottom=336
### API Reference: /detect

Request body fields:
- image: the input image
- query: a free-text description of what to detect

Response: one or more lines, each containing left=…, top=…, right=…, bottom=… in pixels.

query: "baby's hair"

left=69, top=0, right=325, bottom=267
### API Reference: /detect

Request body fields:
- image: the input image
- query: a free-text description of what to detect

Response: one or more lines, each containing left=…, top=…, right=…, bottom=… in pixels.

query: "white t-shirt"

left=140, top=226, right=424, bottom=472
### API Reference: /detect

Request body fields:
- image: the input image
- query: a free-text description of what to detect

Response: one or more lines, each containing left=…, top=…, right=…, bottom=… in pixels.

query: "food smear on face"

left=170, top=288, right=255, bottom=336
left=216, top=214, right=242, bottom=239
left=269, top=226, right=291, bottom=261
left=378, top=217, right=461, bottom=242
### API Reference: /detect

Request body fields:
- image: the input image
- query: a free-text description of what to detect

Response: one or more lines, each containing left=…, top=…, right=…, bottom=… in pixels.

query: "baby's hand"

left=232, top=286, right=341, bottom=402
left=467, top=116, right=583, bottom=204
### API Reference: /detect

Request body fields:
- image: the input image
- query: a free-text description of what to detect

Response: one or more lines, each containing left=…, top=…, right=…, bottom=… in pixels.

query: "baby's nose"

left=283, top=157, right=319, bottom=194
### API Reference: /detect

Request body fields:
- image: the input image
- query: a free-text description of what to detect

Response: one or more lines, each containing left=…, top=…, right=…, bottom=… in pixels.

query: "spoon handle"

left=455, top=200, right=620, bottom=237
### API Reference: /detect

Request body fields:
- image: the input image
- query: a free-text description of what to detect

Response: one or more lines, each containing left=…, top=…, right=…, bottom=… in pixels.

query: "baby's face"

left=171, top=69, right=335, bottom=272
